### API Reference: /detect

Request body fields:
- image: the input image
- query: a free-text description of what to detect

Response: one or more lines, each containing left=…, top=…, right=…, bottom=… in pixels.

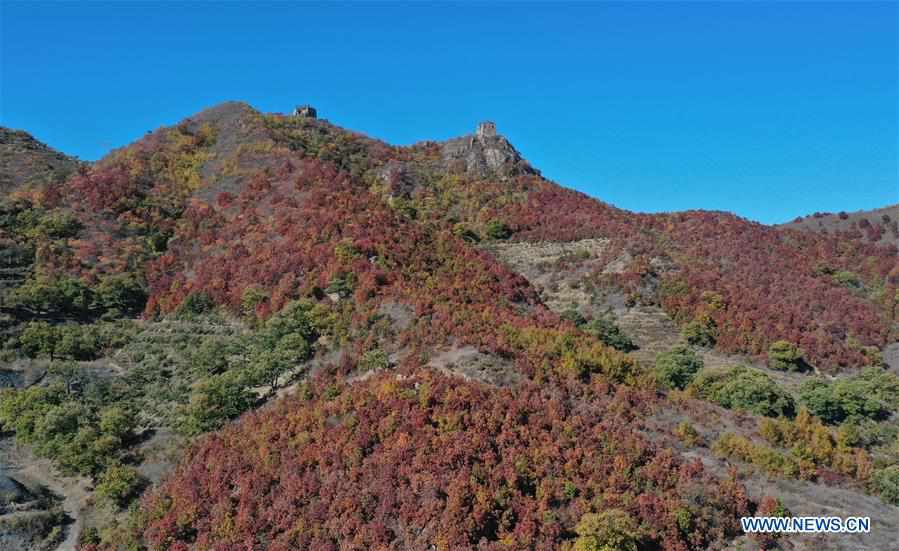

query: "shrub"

left=452, top=224, right=480, bottom=243
left=832, top=271, right=862, bottom=289
left=484, top=219, right=512, bottom=240
left=756, top=409, right=872, bottom=480
left=178, top=371, right=255, bottom=436
left=241, top=287, right=269, bottom=317
left=92, top=273, right=147, bottom=316
left=54, top=325, right=100, bottom=361
left=573, top=509, right=640, bottom=551
left=767, top=340, right=809, bottom=372
left=12, top=276, right=92, bottom=316
left=682, top=319, right=716, bottom=347
left=0, top=383, right=134, bottom=476
left=582, top=316, right=637, bottom=352
left=177, top=292, right=215, bottom=317
left=690, top=366, right=795, bottom=417
left=713, top=433, right=809, bottom=480
left=359, top=349, right=390, bottom=371
left=873, top=466, right=899, bottom=505
left=675, top=420, right=702, bottom=446
left=95, top=465, right=144, bottom=508
left=752, top=496, right=789, bottom=549
left=19, top=321, right=57, bottom=358
left=798, top=370, right=896, bottom=424
left=325, top=272, right=356, bottom=299
left=560, top=309, right=587, bottom=327
left=655, top=345, right=703, bottom=390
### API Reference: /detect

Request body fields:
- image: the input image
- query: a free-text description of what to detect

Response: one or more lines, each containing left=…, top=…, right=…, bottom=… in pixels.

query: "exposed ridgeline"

left=377, top=126, right=898, bottom=372
left=0, top=128, right=82, bottom=195
left=15, top=101, right=899, bottom=372
left=783, top=204, right=899, bottom=248
left=439, top=120, right=537, bottom=178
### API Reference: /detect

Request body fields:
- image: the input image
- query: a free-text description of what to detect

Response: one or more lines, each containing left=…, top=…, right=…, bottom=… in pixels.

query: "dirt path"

left=3, top=442, right=89, bottom=551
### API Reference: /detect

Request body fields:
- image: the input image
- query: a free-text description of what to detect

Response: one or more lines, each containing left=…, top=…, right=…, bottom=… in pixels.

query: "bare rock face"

left=440, top=122, right=537, bottom=179
left=376, top=160, right=418, bottom=199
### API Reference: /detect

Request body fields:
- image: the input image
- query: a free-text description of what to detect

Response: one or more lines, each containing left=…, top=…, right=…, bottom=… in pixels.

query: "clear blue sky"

left=2, top=1, right=896, bottom=224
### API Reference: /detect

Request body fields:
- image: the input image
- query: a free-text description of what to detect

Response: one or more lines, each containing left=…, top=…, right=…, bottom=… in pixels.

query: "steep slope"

left=0, top=128, right=81, bottom=195
left=138, top=372, right=748, bottom=551
left=3, top=102, right=898, bottom=550
left=14, top=104, right=751, bottom=549
left=373, top=132, right=898, bottom=372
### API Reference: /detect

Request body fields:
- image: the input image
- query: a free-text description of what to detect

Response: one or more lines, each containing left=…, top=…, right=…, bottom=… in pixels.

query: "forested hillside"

left=0, top=128, right=81, bottom=194
left=0, top=103, right=897, bottom=551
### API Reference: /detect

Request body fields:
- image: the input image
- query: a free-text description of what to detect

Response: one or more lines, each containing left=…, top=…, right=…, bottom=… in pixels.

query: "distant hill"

left=0, top=127, right=81, bottom=195
left=783, top=204, right=899, bottom=247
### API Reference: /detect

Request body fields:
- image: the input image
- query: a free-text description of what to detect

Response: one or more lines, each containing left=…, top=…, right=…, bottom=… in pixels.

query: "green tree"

left=768, top=340, right=808, bottom=372
left=191, top=336, right=241, bottom=376
left=682, top=318, right=716, bottom=347
left=582, top=316, right=637, bottom=352
left=690, top=366, right=795, bottom=417
left=92, top=273, right=147, bottom=316
left=19, top=321, right=58, bottom=359
left=484, top=220, right=512, bottom=240
left=241, top=287, right=269, bottom=317
left=95, top=465, right=145, bottom=509
left=98, top=406, right=136, bottom=442
left=832, top=271, right=862, bottom=289
left=12, top=276, right=92, bottom=315
left=247, top=302, right=318, bottom=393
left=252, top=333, right=311, bottom=394
left=34, top=212, right=83, bottom=239
left=177, top=292, right=215, bottom=317
left=48, top=361, right=84, bottom=396
left=655, top=345, right=703, bottom=390
left=799, top=374, right=891, bottom=424
left=54, top=325, right=100, bottom=360
left=452, top=224, right=480, bottom=243
left=178, top=372, right=255, bottom=435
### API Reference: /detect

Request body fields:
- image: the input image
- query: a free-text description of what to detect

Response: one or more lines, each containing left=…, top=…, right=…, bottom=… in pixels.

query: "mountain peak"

left=440, top=121, right=537, bottom=178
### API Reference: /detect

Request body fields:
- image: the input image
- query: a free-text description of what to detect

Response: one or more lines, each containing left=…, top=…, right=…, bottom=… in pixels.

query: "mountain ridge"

left=2, top=101, right=899, bottom=551
left=6, top=101, right=897, bottom=371
left=0, top=127, right=82, bottom=195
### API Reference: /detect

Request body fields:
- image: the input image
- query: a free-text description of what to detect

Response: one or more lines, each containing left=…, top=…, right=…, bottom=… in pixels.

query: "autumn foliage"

left=138, top=372, right=749, bottom=550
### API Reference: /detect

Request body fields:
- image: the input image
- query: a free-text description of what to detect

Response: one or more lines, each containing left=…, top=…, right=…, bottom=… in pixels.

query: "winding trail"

left=2, top=440, right=89, bottom=551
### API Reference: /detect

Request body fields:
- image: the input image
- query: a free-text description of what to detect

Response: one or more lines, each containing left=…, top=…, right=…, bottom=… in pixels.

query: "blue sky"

left=1, top=1, right=896, bottom=224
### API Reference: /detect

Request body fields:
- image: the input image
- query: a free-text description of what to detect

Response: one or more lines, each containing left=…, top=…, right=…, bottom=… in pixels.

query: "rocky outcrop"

left=440, top=122, right=537, bottom=179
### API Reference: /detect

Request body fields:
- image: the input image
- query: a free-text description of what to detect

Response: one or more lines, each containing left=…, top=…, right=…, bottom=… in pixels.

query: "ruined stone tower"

left=293, top=105, right=317, bottom=118
left=476, top=121, right=496, bottom=139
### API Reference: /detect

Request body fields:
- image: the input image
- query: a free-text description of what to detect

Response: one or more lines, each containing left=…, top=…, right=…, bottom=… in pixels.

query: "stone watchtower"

left=293, top=105, right=317, bottom=118
left=476, top=121, right=497, bottom=139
